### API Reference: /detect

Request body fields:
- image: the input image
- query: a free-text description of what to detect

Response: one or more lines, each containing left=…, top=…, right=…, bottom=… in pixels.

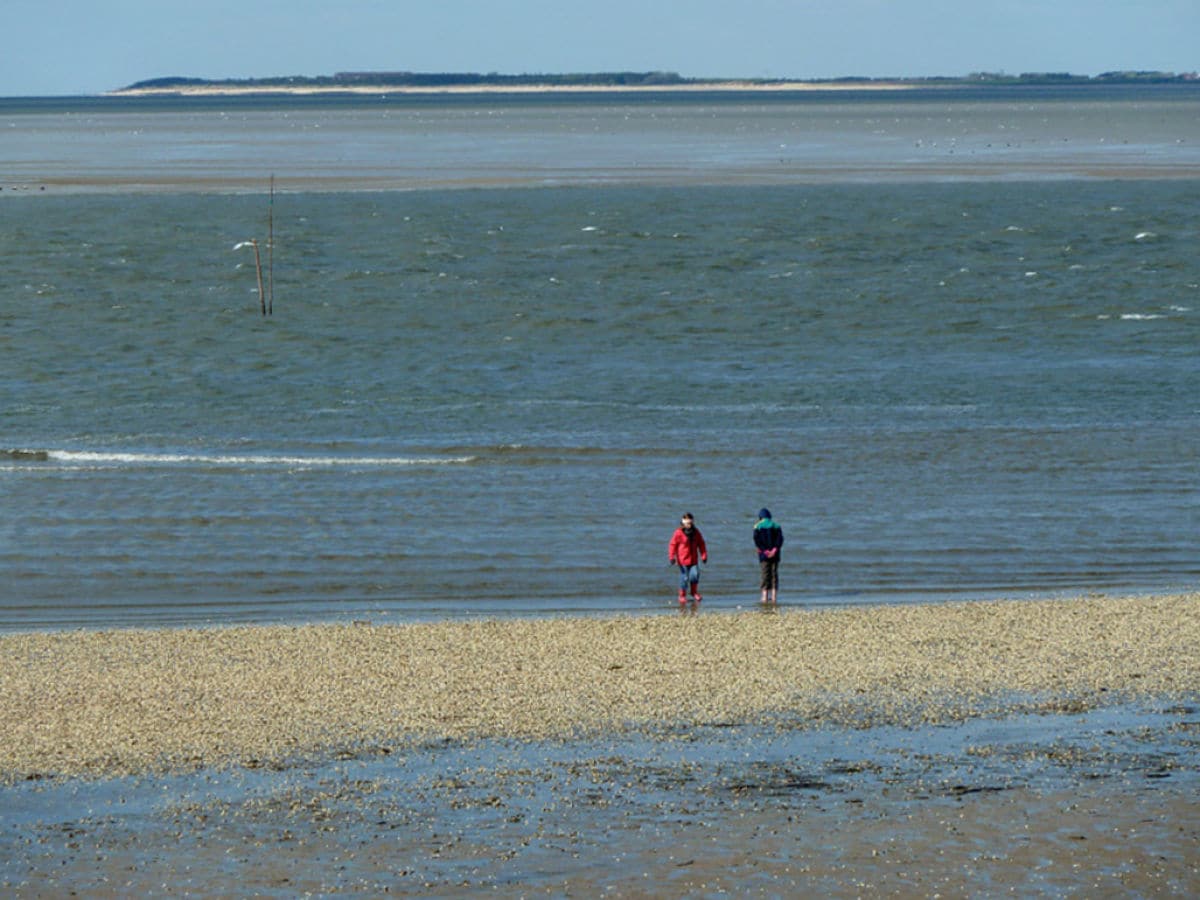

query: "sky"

left=4, top=0, right=1198, bottom=96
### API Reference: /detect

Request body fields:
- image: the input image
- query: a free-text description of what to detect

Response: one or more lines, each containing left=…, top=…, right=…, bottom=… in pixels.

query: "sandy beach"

left=2, top=593, right=1196, bottom=781
left=3, top=594, right=1198, bottom=895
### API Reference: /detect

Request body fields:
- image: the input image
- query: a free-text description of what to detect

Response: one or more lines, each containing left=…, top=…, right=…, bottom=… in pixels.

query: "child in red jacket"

left=668, top=512, right=708, bottom=606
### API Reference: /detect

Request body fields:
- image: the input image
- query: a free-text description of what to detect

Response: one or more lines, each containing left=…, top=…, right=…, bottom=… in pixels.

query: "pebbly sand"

left=2, top=594, right=1198, bottom=895
left=1, top=593, right=1197, bottom=780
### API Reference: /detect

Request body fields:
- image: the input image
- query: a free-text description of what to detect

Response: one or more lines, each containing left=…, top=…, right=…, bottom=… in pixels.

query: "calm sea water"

left=2, top=91, right=1198, bottom=629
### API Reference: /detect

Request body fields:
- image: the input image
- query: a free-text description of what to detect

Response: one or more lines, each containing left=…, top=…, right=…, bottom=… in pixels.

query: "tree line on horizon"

left=123, top=69, right=1199, bottom=91
left=126, top=71, right=691, bottom=90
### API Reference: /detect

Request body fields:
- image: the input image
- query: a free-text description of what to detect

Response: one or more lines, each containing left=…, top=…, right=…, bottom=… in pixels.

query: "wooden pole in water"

left=268, top=174, right=275, bottom=316
left=251, top=239, right=266, bottom=316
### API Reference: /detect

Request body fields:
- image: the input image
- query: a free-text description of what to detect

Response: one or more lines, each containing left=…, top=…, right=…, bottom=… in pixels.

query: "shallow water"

left=2, top=92, right=1199, bottom=629
left=3, top=702, right=1197, bottom=895
left=4, top=86, right=1200, bottom=190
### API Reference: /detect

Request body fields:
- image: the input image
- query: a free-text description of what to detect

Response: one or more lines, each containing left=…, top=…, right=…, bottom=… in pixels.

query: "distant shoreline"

left=106, top=69, right=1200, bottom=99
left=110, top=80, right=925, bottom=98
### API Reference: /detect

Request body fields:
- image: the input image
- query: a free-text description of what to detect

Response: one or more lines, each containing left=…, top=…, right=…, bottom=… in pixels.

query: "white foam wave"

left=46, top=450, right=474, bottom=468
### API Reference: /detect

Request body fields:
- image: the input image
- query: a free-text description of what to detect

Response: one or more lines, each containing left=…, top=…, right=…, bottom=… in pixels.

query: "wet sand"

left=2, top=696, right=1197, bottom=895
left=2, top=594, right=1198, bottom=895
left=4, top=758, right=1197, bottom=896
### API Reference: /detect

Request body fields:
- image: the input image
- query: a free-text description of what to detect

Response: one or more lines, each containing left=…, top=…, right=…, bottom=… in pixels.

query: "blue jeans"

left=678, top=564, right=700, bottom=592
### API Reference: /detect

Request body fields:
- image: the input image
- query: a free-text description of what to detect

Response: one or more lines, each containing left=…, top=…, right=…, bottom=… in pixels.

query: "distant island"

left=112, top=70, right=1200, bottom=96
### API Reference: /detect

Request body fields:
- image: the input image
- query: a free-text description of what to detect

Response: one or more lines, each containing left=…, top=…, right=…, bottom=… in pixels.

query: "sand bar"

left=2, top=593, right=1197, bottom=780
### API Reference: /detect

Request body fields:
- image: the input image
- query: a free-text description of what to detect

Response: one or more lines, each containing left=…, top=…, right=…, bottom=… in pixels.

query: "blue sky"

left=4, top=1, right=1197, bottom=96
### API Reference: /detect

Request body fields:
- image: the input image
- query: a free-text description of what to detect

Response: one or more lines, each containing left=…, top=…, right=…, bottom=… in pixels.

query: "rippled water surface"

left=2, top=92, right=1198, bottom=628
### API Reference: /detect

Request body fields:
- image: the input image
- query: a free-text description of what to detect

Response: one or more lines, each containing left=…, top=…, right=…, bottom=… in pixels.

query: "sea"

left=2, top=86, right=1199, bottom=630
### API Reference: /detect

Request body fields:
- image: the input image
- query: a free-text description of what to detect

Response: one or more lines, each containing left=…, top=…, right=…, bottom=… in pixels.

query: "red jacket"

left=668, top=527, right=708, bottom=567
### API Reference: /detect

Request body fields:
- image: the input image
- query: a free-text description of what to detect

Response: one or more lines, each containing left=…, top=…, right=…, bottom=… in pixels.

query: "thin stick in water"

left=251, top=239, right=266, bottom=316
left=268, top=174, right=275, bottom=316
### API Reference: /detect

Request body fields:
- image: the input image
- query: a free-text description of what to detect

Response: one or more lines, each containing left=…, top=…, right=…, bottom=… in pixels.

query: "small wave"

left=33, top=450, right=475, bottom=468
left=508, top=398, right=819, bottom=415
left=1, top=448, right=50, bottom=461
left=443, top=443, right=660, bottom=461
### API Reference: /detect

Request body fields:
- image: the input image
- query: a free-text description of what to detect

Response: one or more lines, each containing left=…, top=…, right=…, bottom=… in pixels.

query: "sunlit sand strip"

left=2, top=593, right=1196, bottom=780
